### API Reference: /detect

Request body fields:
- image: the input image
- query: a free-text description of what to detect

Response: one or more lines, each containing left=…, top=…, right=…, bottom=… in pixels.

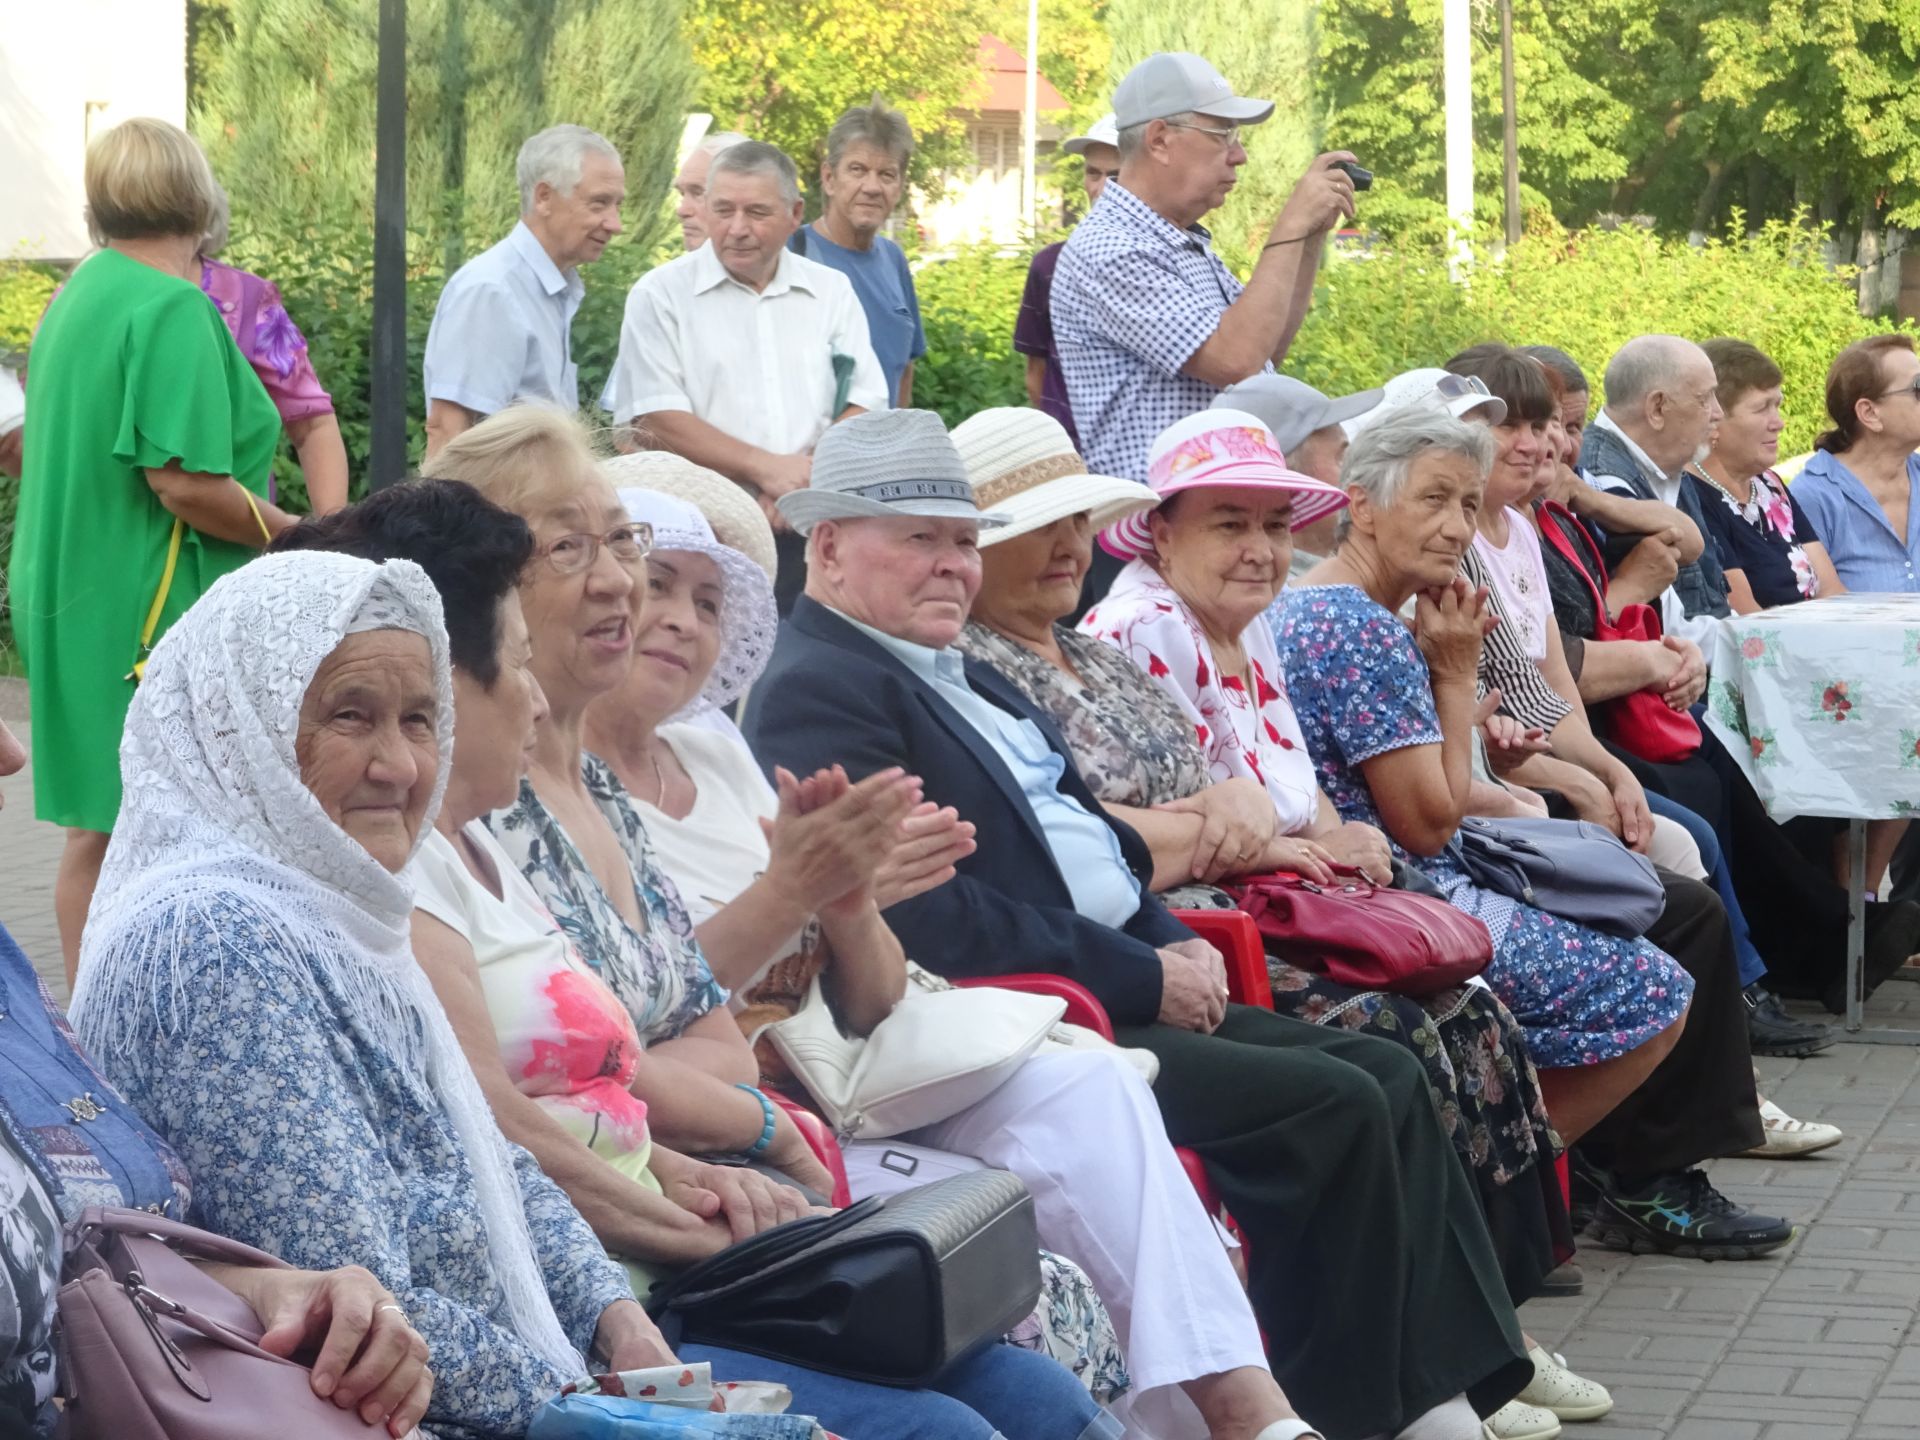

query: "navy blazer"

left=742, top=596, right=1189, bottom=1025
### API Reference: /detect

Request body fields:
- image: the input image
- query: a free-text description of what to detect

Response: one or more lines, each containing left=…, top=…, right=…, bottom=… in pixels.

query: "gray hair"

left=825, top=102, right=914, bottom=170
left=1602, top=334, right=1703, bottom=411
left=1519, top=344, right=1587, bottom=396
left=1335, top=407, right=1494, bottom=542
left=1116, top=111, right=1194, bottom=160
left=696, top=130, right=750, bottom=162
left=516, top=124, right=621, bottom=213
left=709, top=140, right=802, bottom=206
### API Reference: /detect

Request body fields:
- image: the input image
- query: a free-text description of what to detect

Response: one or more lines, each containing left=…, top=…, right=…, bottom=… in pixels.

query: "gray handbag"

left=1452, top=815, right=1667, bottom=938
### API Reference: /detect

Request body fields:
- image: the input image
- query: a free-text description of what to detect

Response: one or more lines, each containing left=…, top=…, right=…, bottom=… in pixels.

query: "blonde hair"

left=84, top=118, right=221, bottom=243
left=419, top=405, right=608, bottom=518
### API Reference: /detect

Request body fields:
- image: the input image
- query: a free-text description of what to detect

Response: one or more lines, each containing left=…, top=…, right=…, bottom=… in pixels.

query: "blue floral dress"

left=94, top=891, right=635, bottom=1440
left=490, top=757, right=729, bottom=1046
left=1273, top=585, right=1693, bottom=1069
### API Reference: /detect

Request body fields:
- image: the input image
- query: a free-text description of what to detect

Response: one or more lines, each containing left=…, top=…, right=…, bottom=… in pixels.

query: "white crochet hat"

left=617, top=488, right=777, bottom=719
left=601, top=452, right=777, bottom=582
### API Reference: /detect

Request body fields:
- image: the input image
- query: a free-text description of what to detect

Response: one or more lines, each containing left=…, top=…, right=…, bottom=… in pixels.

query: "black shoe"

left=1566, top=1150, right=1607, bottom=1233
left=1821, top=899, right=1920, bottom=1015
left=1587, top=1169, right=1795, bottom=1260
left=1744, top=984, right=1836, bottom=1057
left=1537, top=1259, right=1584, bottom=1297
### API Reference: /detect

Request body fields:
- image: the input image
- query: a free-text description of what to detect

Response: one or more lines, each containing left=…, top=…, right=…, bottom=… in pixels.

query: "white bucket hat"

left=952, top=408, right=1158, bottom=547
left=617, top=488, right=778, bottom=719
left=1101, top=409, right=1349, bottom=560
left=602, top=452, right=777, bottom=582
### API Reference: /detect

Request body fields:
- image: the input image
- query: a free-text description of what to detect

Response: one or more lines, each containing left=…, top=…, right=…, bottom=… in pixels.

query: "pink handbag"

left=56, top=1205, right=374, bottom=1439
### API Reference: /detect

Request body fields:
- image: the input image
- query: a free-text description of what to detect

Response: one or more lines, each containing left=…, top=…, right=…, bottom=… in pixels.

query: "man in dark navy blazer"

left=742, top=407, right=1532, bottom=1438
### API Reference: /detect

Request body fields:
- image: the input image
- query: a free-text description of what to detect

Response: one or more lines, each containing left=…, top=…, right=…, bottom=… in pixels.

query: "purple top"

left=1014, top=241, right=1079, bottom=448
left=199, top=259, right=333, bottom=426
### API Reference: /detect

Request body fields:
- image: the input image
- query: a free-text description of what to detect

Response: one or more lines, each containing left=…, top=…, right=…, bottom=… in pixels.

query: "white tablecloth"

left=1705, top=594, right=1920, bottom=821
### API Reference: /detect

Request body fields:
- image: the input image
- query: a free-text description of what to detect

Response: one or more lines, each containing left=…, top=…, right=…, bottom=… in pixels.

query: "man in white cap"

left=1049, top=52, right=1361, bottom=489
left=1013, top=113, right=1123, bottom=450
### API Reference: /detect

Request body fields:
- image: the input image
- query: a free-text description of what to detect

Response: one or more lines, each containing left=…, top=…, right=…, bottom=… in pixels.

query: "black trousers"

left=1112, top=1005, right=1531, bottom=1440
left=1576, top=871, right=1763, bottom=1182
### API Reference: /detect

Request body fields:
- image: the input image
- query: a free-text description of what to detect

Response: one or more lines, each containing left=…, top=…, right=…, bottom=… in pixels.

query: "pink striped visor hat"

left=1099, top=408, right=1351, bottom=560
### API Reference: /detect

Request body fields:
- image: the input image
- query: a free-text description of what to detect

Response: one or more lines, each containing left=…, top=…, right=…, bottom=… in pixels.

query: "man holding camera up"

left=1052, top=52, right=1363, bottom=490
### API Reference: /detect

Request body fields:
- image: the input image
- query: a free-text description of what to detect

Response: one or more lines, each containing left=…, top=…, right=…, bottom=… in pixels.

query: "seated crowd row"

left=17, top=322, right=1903, bottom=1440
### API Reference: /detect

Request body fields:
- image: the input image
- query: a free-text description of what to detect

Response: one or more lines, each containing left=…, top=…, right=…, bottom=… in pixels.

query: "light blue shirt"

left=844, top=616, right=1144, bottom=928
left=1789, top=449, right=1920, bottom=593
left=423, top=221, right=585, bottom=416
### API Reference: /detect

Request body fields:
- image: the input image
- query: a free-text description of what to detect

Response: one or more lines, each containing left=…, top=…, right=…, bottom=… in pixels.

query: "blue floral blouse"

left=91, top=891, right=633, bottom=1440
left=490, top=756, right=728, bottom=1047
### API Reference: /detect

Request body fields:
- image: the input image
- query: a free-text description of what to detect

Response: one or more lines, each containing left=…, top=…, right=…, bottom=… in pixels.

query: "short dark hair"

left=1699, top=338, right=1783, bottom=413
left=1445, top=342, right=1557, bottom=423
left=272, top=479, right=534, bottom=686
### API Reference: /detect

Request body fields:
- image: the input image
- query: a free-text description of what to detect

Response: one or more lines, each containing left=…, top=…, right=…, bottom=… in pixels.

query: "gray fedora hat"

left=777, top=409, right=1013, bottom=536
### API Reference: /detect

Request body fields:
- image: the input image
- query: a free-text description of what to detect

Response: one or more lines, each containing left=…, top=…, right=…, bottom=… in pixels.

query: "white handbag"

left=767, top=962, right=1157, bottom=1140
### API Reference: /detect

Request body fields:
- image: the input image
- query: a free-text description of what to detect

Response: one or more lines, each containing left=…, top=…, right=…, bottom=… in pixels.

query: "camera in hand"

left=1332, top=159, right=1373, bottom=192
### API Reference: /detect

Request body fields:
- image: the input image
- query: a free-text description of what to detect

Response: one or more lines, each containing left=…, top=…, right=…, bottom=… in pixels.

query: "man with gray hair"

left=423, top=123, right=625, bottom=456
left=604, top=139, right=887, bottom=610
left=1578, top=334, right=1731, bottom=644
left=672, top=129, right=749, bottom=250
left=789, top=101, right=925, bottom=407
left=1050, top=52, right=1361, bottom=490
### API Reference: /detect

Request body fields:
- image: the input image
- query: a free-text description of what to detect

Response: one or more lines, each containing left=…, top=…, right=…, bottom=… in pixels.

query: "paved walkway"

left=4, top=674, right=1920, bottom=1436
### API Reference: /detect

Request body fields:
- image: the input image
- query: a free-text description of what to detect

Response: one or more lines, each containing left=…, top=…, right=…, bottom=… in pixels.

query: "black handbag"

left=643, top=1169, right=1040, bottom=1387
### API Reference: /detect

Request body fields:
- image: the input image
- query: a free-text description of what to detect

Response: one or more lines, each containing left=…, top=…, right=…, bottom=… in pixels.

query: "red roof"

left=973, top=34, right=1067, bottom=113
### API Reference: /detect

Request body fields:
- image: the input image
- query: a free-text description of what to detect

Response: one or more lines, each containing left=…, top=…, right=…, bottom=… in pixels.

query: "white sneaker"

left=1482, top=1398, right=1562, bottom=1439
left=1516, top=1345, right=1613, bottom=1422
left=1740, top=1098, right=1844, bottom=1158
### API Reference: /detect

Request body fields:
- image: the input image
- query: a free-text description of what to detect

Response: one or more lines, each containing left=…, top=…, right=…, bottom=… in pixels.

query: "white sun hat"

left=952, top=408, right=1159, bottom=548
left=1101, top=409, right=1349, bottom=560
left=616, top=487, right=778, bottom=719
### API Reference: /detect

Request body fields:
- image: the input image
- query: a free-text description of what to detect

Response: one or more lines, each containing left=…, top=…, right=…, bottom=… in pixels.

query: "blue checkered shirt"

left=1051, top=180, right=1265, bottom=480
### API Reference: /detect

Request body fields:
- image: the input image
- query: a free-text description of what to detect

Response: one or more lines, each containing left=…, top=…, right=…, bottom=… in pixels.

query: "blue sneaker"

left=1588, top=1169, right=1793, bottom=1260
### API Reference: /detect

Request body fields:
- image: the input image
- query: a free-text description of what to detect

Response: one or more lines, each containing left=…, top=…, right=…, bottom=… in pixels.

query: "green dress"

left=14, top=250, right=279, bottom=831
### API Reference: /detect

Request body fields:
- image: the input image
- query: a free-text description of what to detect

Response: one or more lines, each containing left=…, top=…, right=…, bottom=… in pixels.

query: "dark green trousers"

left=1114, top=1005, right=1531, bottom=1440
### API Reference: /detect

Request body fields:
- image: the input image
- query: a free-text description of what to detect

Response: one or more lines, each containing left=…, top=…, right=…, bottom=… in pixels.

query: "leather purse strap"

left=66, top=1205, right=293, bottom=1273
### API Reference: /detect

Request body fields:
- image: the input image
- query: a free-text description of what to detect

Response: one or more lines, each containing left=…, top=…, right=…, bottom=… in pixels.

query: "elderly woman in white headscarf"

left=580, top=455, right=1324, bottom=1440
left=68, top=552, right=669, bottom=1439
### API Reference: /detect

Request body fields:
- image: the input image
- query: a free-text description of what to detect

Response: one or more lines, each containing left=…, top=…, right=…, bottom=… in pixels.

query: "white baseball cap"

left=1342, top=368, right=1509, bottom=439
left=1063, top=114, right=1120, bottom=156
left=1111, top=53, right=1274, bottom=130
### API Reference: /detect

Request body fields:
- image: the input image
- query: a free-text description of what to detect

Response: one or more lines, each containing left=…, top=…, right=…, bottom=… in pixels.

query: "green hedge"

left=0, top=216, right=1900, bottom=659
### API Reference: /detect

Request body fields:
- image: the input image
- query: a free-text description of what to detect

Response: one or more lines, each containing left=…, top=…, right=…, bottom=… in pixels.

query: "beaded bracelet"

left=736, top=1082, right=777, bottom=1158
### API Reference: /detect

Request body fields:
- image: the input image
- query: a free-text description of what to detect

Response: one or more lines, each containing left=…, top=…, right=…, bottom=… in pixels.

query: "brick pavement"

left=5, top=672, right=1920, bottom=1436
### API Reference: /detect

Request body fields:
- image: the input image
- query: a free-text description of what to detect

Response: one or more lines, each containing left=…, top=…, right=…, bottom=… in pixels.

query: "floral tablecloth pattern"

left=1705, top=594, right=1920, bottom=820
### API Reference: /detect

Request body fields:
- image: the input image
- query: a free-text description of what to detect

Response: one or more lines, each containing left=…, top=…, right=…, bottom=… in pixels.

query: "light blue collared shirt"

left=1788, top=448, right=1920, bottom=593
left=844, top=616, right=1144, bottom=928
left=423, top=221, right=585, bottom=416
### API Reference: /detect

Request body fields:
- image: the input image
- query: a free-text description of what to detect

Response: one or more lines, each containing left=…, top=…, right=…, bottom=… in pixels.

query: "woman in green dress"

left=13, top=117, right=296, bottom=983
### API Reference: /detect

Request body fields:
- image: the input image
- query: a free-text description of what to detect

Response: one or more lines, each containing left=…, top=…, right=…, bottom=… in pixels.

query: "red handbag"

left=1224, top=870, right=1492, bottom=997
left=1536, top=501, right=1701, bottom=765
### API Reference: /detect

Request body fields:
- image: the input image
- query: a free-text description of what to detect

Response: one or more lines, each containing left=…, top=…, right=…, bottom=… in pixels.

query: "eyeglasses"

left=1875, top=376, right=1920, bottom=403
left=1164, top=120, right=1242, bottom=149
left=536, top=522, right=653, bottom=575
left=1432, top=374, right=1494, bottom=403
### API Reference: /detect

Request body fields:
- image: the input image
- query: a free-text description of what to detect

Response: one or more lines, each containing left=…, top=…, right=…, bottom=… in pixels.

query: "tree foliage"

left=1100, top=0, right=1317, bottom=255
left=193, top=0, right=693, bottom=258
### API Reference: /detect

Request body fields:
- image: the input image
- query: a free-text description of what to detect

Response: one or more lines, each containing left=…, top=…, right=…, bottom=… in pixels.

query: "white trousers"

left=847, top=1049, right=1269, bottom=1440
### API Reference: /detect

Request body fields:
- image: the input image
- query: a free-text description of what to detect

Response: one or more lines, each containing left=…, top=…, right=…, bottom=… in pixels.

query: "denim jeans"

left=682, top=1341, right=1121, bottom=1440
left=1644, top=789, right=1766, bottom=989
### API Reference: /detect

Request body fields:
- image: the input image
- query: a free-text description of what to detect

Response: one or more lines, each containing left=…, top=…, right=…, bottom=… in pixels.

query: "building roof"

left=972, top=35, right=1068, bottom=114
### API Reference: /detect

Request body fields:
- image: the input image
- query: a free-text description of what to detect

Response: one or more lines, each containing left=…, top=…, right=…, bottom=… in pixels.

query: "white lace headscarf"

left=70, top=551, right=585, bottom=1381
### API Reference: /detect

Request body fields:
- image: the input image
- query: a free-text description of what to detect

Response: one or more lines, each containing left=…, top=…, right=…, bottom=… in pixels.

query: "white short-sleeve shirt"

left=601, top=244, right=889, bottom=454
left=422, top=222, right=584, bottom=416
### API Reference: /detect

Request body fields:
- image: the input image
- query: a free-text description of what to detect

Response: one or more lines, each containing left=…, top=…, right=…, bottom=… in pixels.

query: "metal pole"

left=1022, top=0, right=1039, bottom=233
left=1499, top=0, right=1520, bottom=246
left=1441, top=0, right=1473, bottom=278
left=1848, top=816, right=1867, bottom=1032
left=370, top=0, right=408, bottom=488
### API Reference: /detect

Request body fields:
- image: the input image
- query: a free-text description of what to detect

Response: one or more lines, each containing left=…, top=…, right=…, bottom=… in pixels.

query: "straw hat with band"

left=776, top=408, right=1013, bottom=536
left=1100, top=409, right=1349, bottom=561
left=617, top=487, right=778, bottom=719
left=601, top=451, right=777, bottom=582
left=951, top=408, right=1158, bottom=547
